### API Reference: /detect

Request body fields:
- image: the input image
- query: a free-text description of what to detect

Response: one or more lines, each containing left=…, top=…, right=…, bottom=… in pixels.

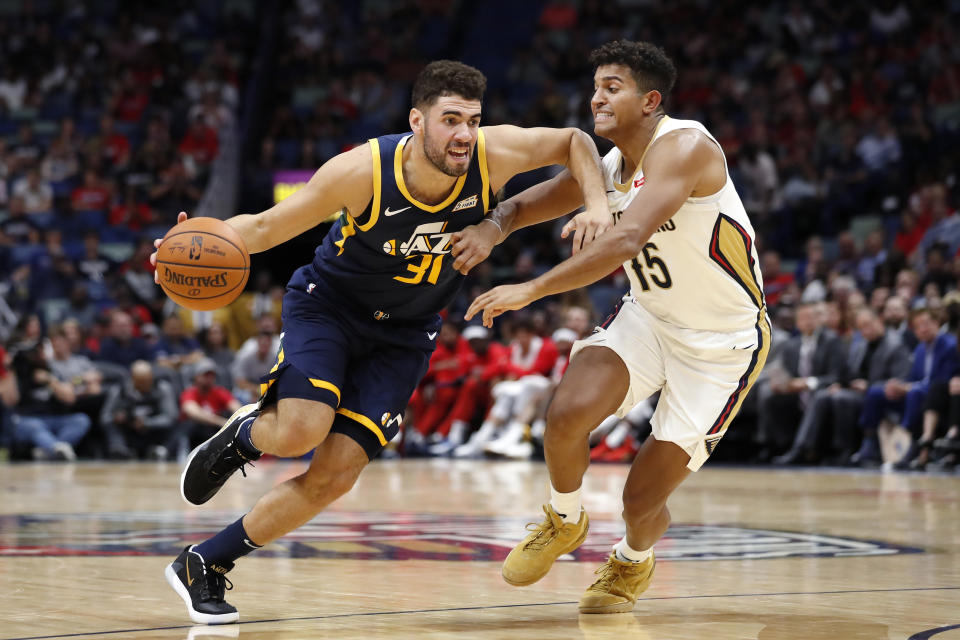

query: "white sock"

left=614, top=537, right=652, bottom=563
left=550, top=486, right=582, bottom=524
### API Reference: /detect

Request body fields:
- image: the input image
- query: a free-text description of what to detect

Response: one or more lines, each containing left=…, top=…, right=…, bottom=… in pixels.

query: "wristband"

left=481, top=217, right=503, bottom=233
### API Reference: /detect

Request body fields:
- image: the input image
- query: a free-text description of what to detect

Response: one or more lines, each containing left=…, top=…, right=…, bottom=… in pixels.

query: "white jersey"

left=603, top=116, right=764, bottom=332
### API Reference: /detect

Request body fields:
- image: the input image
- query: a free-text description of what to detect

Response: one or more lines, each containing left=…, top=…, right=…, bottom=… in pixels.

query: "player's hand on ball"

left=562, top=207, right=613, bottom=254
left=450, top=219, right=500, bottom=275
left=465, top=282, right=537, bottom=328
left=152, top=211, right=188, bottom=284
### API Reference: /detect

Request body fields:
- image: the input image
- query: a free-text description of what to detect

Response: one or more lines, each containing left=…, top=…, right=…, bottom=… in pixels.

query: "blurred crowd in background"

left=2, top=0, right=960, bottom=472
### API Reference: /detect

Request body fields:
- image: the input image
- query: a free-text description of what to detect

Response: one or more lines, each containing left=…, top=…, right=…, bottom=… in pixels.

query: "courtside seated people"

left=456, top=40, right=769, bottom=614
left=152, top=60, right=608, bottom=624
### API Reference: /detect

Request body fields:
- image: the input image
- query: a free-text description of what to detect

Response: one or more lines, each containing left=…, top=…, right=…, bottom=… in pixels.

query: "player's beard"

left=423, top=129, right=471, bottom=177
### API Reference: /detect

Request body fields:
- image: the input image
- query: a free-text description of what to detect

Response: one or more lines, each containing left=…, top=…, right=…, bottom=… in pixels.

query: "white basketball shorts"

left=571, top=297, right=770, bottom=471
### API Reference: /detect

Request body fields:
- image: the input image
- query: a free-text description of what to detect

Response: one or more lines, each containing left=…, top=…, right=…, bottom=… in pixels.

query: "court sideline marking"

left=5, top=585, right=959, bottom=640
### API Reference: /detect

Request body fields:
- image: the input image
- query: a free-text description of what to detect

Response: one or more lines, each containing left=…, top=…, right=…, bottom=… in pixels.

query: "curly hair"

left=589, top=40, right=677, bottom=99
left=411, top=60, right=487, bottom=110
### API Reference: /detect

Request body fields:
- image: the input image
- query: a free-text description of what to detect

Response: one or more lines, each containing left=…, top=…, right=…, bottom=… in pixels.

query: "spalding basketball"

left=156, top=217, right=250, bottom=311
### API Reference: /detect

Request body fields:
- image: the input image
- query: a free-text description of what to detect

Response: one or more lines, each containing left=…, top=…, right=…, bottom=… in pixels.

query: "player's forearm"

left=496, top=174, right=584, bottom=239
left=527, top=225, right=650, bottom=300
left=564, top=129, right=607, bottom=214
left=226, top=180, right=329, bottom=254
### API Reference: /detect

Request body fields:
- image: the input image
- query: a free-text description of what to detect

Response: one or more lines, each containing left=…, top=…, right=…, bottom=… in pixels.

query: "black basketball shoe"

left=181, top=403, right=261, bottom=505
left=165, top=546, right=239, bottom=624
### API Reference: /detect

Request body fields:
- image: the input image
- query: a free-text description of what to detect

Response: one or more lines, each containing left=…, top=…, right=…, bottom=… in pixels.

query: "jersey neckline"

left=394, top=134, right=469, bottom=212
left=613, top=115, right=671, bottom=193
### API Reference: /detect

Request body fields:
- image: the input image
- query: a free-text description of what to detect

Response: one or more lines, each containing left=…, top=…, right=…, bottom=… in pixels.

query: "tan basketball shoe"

left=578, top=551, right=656, bottom=614
left=501, top=504, right=589, bottom=586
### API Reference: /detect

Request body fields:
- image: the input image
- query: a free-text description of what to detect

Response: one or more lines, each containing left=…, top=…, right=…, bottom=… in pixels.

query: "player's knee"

left=545, top=393, right=596, bottom=438
left=301, top=464, right=361, bottom=504
left=621, top=486, right=666, bottom=527
left=273, top=414, right=330, bottom=457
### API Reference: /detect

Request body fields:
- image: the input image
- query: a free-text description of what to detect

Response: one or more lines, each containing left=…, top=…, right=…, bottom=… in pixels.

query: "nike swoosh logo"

left=384, top=206, right=411, bottom=216
left=427, top=331, right=438, bottom=340
left=186, top=562, right=194, bottom=586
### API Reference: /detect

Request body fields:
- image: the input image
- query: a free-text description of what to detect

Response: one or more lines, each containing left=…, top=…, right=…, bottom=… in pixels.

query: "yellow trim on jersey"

left=357, top=138, right=382, bottom=232
left=712, top=310, right=771, bottom=437
left=336, top=408, right=388, bottom=446
left=394, top=135, right=467, bottom=212
left=259, top=348, right=285, bottom=397
left=333, top=210, right=355, bottom=256
left=613, top=115, right=671, bottom=193
left=716, top=217, right=763, bottom=308
left=478, top=128, right=490, bottom=212
left=309, top=378, right=341, bottom=404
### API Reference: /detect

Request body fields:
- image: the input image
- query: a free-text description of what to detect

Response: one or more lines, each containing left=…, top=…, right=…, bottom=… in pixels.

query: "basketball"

left=156, top=217, right=250, bottom=311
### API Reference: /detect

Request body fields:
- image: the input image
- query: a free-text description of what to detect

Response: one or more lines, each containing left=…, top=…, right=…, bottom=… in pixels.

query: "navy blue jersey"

left=302, top=130, right=495, bottom=322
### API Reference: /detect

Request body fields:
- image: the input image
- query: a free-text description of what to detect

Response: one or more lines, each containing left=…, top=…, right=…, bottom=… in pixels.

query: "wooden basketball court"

left=1, top=459, right=958, bottom=639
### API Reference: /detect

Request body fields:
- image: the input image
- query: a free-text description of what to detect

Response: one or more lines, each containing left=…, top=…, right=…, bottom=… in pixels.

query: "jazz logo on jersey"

left=451, top=194, right=478, bottom=212
left=388, top=222, right=455, bottom=286
left=381, top=412, right=403, bottom=428
left=385, top=221, right=453, bottom=257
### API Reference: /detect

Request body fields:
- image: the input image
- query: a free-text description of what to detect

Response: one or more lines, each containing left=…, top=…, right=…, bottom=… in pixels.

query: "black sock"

left=235, top=415, right=261, bottom=459
left=193, top=517, right=262, bottom=567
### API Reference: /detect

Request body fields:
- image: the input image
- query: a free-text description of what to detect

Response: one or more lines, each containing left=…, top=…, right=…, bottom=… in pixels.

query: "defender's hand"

left=465, top=282, right=537, bottom=328
left=561, top=206, right=613, bottom=254
left=450, top=219, right=500, bottom=275
left=151, top=211, right=188, bottom=284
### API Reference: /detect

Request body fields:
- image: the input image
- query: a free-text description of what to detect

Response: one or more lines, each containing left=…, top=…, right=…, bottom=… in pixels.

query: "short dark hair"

left=589, top=40, right=677, bottom=99
left=411, top=60, right=487, bottom=110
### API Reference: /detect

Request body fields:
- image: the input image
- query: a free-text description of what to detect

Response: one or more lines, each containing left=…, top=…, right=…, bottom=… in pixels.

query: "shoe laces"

left=199, top=567, right=234, bottom=603
left=588, top=556, right=644, bottom=594
left=209, top=442, right=256, bottom=479
left=522, top=506, right=565, bottom=551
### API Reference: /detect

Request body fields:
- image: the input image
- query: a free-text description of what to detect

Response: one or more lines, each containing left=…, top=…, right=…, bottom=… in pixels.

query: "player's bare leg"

left=250, top=399, right=336, bottom=457
left=501, top=346, right=628, bottom=586
left=545, top=346, right=629, bottom=491
left=579, top=436, right=691, bottom=613
left=168, top=399, right=359, bottom=624
left=242, top=432, right=368, bottom=544
left=180, top=399, right=335, bottom=506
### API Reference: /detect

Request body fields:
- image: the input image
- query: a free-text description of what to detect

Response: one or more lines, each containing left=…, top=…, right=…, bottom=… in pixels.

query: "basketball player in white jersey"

left=457, top=40, right=770, bottom=613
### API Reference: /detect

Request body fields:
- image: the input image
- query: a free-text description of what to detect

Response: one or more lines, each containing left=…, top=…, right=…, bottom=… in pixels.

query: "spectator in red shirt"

left=761, top=250, right=796, bottom=306
left=179, top=358, right=240, bottom=450
left=71, top=169, right=111, bottom=212
left=453, top=318, right=558, bottom=458
left=505, top=316, right=558, bottom=379
left=111, top=70, right=150, bottom=123
left=178, top=115, right=219, bottom=167
left=426, top=325, right=510, bottom=455
left=407, top=322, right=474, bottom=449
left=99, top=115, right=131, bottom=168
left=109, top=184, right=154, bottom=233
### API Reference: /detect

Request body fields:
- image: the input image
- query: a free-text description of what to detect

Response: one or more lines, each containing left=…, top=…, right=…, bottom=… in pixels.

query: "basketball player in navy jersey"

left=152, top=60, right=608, bottom=624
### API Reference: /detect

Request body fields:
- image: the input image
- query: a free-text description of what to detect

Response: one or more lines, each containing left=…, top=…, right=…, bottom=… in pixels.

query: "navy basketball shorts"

left=258, top=283, right=438, bottom=459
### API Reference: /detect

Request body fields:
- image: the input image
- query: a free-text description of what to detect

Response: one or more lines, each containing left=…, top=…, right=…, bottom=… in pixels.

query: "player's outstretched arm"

left=466, top=130, right=719, bottom=327
left=450, top=126, right=606, bottom=274
left=149, top=145, right=373, bottom=281
left=225, top=144, right=373, bottom=253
